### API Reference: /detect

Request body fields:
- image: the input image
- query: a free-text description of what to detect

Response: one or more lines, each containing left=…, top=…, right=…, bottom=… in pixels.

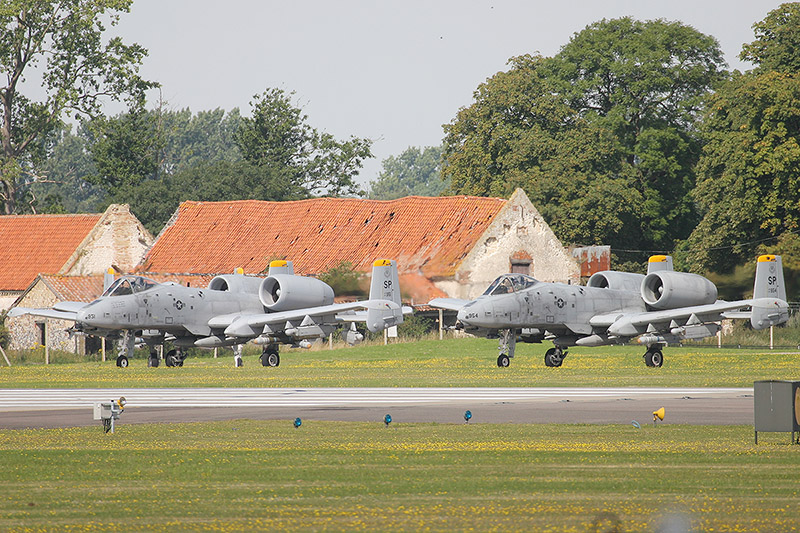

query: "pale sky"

left=109, top=0, right=784, bottom=186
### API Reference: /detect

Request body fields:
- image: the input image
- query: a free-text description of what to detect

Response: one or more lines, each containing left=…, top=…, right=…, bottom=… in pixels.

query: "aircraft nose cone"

left=75, top=305, right=99, bottom=326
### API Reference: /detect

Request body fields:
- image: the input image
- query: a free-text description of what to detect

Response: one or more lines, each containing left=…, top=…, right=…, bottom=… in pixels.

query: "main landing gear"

left=260, top=344, right=280, bottom=367
left=147, top=349, right=160, bottom=367
left=544, top=347, right=567, bottom=367
left=643, top=345, right=664, bottom=368
left=496, top=329, right=516, bottom=367
left=233, top=344, right=244, bottom=367
left=165, top=349, right=185, bottom=367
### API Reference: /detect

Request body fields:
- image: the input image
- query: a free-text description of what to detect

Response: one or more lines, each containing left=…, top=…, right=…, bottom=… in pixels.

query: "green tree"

left=235, top=88, right=373, bottom=197
left=317, top=261, right=365, bottom=297
left=0, top=0, right=154, bottom=215
left=741, top=2, right=800, bottom=74
left=687, top=71, right=800, bottom=271
left=368, top=146, right=445, bottom=200
left=159, top=107, right=243, bottom=175
left=442, top=19, right=725, bottom=256
left=30, top=123, right=104, bottom=213
left=687, top=3, right=800, bottom=272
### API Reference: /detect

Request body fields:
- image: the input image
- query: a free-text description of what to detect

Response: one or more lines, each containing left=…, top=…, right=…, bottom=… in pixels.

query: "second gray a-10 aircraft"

left=10, top=259, right=407, bottom=368
left=430, top=255, right=789, bottom=368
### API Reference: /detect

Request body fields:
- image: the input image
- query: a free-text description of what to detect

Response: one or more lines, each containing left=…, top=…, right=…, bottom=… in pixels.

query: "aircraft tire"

left=147, top=355, right=159, bottom=368
left=261, top=352, right=280, bottom=367
left=497, top=354, right=510, bottom=367
left=116, top=355, right=129, bottom=368
left=165, top=350, right=177, bottom=367
left=235, top=356, right=243, bottom=368
left=544, top=348, right=563, bottom=368
left=648, top=350, right=664, bottom=368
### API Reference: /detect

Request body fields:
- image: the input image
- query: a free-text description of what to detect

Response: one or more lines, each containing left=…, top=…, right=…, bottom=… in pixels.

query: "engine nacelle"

left=259, top=274, right=334, bottom=311
left=208, top=274, right=264, bottom=294
left=587, top=271, right=645, bottom=292
left=641, top=271, right=717, bottom=310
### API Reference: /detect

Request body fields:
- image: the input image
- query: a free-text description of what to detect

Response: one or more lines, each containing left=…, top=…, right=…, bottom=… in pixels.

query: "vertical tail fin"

left=268, top=260, right=294, bottom=276
left=753, top=255, right=786, bottom=301
left=647, top=255, right=673, bottom=274
left=367, top=259, right=403, bottom=332
left=751, top=255, right=789, bottom=329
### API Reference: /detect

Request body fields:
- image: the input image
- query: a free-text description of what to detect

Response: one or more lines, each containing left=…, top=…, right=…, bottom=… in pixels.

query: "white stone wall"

left=434, top=190, right=580, bottom=300
left=63, top=204, right=153, bottom=275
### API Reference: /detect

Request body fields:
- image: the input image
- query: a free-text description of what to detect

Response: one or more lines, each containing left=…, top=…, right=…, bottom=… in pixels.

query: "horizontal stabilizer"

left=750, top=297, right=789, bottom=330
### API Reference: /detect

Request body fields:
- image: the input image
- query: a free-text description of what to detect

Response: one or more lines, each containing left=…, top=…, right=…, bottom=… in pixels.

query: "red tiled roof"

left=141, top=196, right=507, bottom=277
left=38, top=273, right=217, bottom=302
left=0, top=214, right=102, bottom=291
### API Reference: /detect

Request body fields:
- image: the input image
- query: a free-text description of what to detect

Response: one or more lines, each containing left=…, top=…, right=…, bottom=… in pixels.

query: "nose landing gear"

left=496, top=329, right=516, bottom=367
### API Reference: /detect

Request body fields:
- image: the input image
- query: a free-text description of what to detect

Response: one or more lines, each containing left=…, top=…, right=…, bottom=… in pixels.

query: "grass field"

left=3, top=338, right=800, bottom=531
left=1, top=421, right=799, bottom=532
left=1, top=338, right=799, bottom=389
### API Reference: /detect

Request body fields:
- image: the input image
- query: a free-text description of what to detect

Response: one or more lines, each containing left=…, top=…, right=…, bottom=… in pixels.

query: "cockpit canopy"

left=482, top=274, right=538, bottom=296
left=102, top=276, right=157, bottom=297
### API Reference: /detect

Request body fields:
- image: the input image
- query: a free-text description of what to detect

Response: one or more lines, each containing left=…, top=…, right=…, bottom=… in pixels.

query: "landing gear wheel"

left=261, top=351, right=280, bottom=367
left=116, top=355, right=129, bottom=368
left=235, top=355, right=243, bottom=367
left=497, top=354, right=510, bottom=367
left=544, top=347, right=565, bottom=367
left=644, top=349, right=664, bottom=368
left=147, top=352, right=159, bottom=368
left=165, top=349, right=177, bottom=367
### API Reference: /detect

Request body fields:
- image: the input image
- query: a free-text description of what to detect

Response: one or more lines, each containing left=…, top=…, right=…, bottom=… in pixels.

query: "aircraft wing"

left=428, top=298, right=470, bottom=311
left=336, top=306, right=414, bottom=322
left=215, top=300, right=401, bottom=337
left=603, top=299, right=754, bottom=337
left=6, top=306, right=79, bottom=321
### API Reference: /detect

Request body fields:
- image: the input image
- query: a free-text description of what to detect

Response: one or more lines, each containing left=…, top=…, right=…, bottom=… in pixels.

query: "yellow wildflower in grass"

left=1, top=421, right=799, bottom=531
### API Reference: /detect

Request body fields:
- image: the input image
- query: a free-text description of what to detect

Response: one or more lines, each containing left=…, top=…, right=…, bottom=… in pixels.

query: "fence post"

left=0, top=344, right=10, bottom=367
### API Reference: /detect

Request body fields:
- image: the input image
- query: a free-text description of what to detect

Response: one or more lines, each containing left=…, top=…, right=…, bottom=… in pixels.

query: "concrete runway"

left=0, top=387, right=754, bottom=429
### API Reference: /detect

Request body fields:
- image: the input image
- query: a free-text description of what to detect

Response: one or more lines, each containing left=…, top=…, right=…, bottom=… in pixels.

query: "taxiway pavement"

left=0, top=387, right=754, bottom=429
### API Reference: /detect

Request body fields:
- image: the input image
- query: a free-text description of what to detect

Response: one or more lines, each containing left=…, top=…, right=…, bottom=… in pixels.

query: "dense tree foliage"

left=235, top=88, right=372, bottom=198
left=442, top=18, right=726, bottom=259
left=368, top=146, right=445, bottom=200
left=741, top=2, right=800, bottom=74
left=0, top=0, right=153, bottom=215
left=686, top=72, right=800, bottom=271
left=85, top=89, right=372, bottom=234
left=687, top=3, right=800, bottom=272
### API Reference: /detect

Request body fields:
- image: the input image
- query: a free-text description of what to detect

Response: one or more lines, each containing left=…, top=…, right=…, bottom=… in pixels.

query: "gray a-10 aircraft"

left=10, top=259, right=407, bottom=368
left=430, top=255, right=789, bottom=368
